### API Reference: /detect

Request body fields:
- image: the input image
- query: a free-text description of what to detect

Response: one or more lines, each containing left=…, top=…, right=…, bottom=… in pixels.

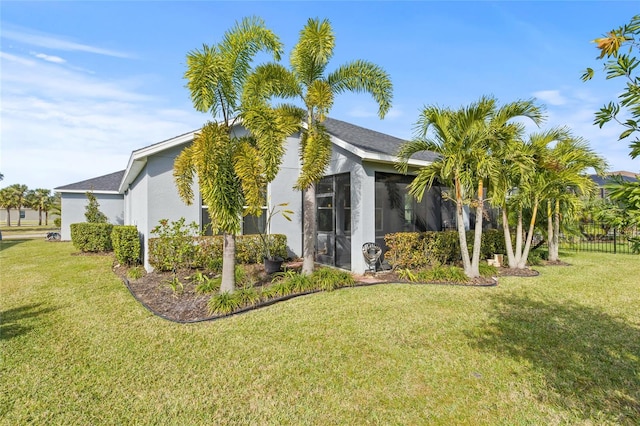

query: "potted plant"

left=258, top=202, right=293, bottom=274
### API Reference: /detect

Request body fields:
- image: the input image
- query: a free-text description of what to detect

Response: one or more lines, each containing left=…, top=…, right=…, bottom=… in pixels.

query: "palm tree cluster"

left=177, top=16, right=392, bottom=292
left=0, top=184, right=59, bottom=226
left=397, top=96, right=605, bottom=278
left=179, top=15, right=607, bottom=290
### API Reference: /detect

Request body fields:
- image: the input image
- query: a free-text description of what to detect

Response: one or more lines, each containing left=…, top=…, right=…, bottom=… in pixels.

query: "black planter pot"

left=263, top=257, right=284, bottom=274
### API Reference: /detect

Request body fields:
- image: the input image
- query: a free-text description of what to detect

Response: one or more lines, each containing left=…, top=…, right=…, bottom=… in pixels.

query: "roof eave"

left=58, top=189, right=121, bottom=195
left=118, top=131, right=197, bottom=193
left=329, top=134, right=431, bottom=167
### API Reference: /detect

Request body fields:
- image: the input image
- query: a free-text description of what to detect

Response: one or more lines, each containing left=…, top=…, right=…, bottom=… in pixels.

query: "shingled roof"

left=55, top=170, right=125, bottom=193
left=323, top=117, right=438, bottom=162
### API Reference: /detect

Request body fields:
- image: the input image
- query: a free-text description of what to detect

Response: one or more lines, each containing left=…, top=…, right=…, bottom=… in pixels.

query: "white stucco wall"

left=125, top=143, right=201, bottom=271
left=268, top=133, right=303, bottom=258
left=60, top=192, right=124, bottom=240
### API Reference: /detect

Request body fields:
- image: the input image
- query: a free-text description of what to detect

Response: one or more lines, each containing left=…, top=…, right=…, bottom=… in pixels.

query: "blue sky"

left=1, top=1, right=638, bottom=191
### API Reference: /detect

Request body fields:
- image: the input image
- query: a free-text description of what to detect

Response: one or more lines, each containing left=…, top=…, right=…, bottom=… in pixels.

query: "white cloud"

left=0, top=51, right=205, bottom=190
left=533, top=90, right=567, bottom=106
left=31, top=52, right=66, bottom=63
left=1, top=25, right=132, bottom=58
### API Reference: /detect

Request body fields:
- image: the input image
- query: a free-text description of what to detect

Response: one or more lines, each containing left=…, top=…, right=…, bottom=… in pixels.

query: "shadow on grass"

left=0, top=240, right=27, bottom=251
left=469, top=294, right=640, bottom=424
left=0, top=303, right=59, bottom=341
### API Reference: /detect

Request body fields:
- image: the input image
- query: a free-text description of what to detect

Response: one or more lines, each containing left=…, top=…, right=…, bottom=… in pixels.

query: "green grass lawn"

left=2, top=239, right=639, bottom=424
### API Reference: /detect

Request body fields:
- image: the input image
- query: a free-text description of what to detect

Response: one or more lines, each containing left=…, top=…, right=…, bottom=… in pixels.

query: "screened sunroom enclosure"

left=313, top=171, right=457, bottom=270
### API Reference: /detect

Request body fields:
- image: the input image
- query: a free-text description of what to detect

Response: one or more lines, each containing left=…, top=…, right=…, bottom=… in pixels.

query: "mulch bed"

left=114, top=261, right=551, bottom=323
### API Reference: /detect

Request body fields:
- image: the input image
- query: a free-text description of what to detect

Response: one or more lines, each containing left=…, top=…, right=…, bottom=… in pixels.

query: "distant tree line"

left=0, top=184, right=60, bottom=226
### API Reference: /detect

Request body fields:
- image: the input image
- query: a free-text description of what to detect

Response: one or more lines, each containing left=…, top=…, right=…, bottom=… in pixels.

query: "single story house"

left=589, top=171, right=639, bottom=199
left=56, top=117, right=461, bottom=273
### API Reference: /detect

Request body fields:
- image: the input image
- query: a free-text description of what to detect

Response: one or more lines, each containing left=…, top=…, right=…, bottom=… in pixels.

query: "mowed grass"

left=1, top=239, right=639, bottom=424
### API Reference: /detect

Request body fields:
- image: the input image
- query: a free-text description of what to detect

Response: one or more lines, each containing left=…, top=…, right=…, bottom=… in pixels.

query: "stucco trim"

left=119, top=131, right=197, bottom=193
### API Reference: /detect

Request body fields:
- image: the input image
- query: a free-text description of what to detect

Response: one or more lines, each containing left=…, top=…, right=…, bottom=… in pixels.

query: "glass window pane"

left=243, top=209, right=266, bottom=235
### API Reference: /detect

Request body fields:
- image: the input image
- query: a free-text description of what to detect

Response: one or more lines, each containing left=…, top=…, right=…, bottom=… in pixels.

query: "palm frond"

left=290, top=18, right=334, bottom=85
left=234, top=138, right=266, bottom=216
left=327, top=60, right=393, bottom=118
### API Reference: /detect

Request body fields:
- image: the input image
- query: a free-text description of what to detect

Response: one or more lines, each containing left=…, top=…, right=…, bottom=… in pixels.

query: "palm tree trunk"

left=220, top=232, right=236, bottom=293
left=512, top=209, right=524, bottom=268
left=302, top=183, right=316, bottom=275
left=456, top=201, right=472, bottom=276
left=518, top=196, right=539, bottom=269
left=5, top=208, right=10, bottom=227
left=550, top=199, right=560, bottom=262
left=469, top=183, right=484, bottom=278
left=502, top=205, right=516, bottom=268
left=547, top=200, right=554, bottom=261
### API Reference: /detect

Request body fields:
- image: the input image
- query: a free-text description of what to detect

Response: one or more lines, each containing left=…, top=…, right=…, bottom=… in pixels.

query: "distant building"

left=590, top=171, right=639, bottom=199
left=0, top=208, right=59, bottom=226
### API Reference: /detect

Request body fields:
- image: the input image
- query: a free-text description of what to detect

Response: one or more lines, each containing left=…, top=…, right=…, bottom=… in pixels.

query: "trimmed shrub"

left=385, top=229, right=507, bottom=269
left=149, top=233, right=288, bottom=272
left=192, top=234, right=288, bottom=268
left=70, top=223, right=114, bottom=252
left=111, top=225, right=141, bottom=265
left=148, top=218, right=199, bottom=272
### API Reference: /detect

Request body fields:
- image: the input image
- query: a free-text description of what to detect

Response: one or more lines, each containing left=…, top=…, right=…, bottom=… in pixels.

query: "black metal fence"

left=560, top=221, right=639, bottom=254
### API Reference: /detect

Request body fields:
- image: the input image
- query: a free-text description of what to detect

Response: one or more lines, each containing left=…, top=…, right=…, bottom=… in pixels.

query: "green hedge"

left=111, top=225, right=141, bottom=265
left=385, top=229, right=506, bottom=269
left=148, top=234, right=288, bottom=271
left=70, top=223, right=114, bottom=252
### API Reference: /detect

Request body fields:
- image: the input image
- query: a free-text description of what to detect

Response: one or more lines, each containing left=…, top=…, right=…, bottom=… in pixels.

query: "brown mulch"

left=114, top=261, right=556, bottom=323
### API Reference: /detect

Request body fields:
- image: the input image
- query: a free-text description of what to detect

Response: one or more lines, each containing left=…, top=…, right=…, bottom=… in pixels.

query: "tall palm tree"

left=397, top=96, right=543, bottom=278
left=8, top=184, right=29, bottom=227
left=175, top=16, right=299, bottom=293
left=26, top=188, right=52, bottom=226
left=0, top=187, right=19, bottom=226
left=274, top=18, right=393, bottom=274
left=497, top=129, right=568, bottom=269
left=543, top=136, right=606, bottom=262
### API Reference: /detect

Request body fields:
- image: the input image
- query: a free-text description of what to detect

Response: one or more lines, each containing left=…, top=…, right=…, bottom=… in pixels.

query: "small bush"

left=53, top=217, right=61, bottom=227
left=127, top=266, right=145, bottom=280
left=235, top=287, right=260, bottom=307
left=262, top=280, right=294, bottom=299
left=417, top=265, right=469, bottom=283
left=188, top=271, right=220, bottom=294
left=165, top=275, right=184, bottom=295
left=311, top=268, right=355, bottom=292
left=208, top=292, right=242, bottom=315
left=479, top=262, right=498, bottom=278
left=70, top=222, right=114, bottom=252
left=148, top=218, right=199, bottom=272
left=111, top=225, right=140, bottom=265
left=274, top=270, right=314, bottom=294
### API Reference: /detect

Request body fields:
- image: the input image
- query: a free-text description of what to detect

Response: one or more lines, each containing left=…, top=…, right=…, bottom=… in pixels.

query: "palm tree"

left=497, top=129, right=568, bottom=268
left=7, top=184, right=29, bottom=226
left=175, top=16, right=298, bottom=293
left=263, top=18, right=393, bottom=274
left=397, top=96, right=543, bottom=278
left=26, top=188, right=52, bottom=226
left=543, top=137, right=606, bottom=262
left=0, top=187, right=18, bottom=226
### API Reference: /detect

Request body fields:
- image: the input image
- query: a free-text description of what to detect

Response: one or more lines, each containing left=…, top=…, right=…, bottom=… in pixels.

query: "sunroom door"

left=315, top=173, right=351, bottom=269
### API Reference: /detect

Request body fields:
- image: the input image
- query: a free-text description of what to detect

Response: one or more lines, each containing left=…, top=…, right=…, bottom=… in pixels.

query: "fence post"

left=613, top=227, right=617, bottom=254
